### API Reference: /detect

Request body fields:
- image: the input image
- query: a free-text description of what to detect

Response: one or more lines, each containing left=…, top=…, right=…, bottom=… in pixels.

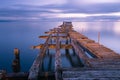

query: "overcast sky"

left=0, top=0, right=120, bottom=21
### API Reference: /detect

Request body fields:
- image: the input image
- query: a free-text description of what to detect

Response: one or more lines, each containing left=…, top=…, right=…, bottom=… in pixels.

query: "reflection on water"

left=0, top=21, right=61, bottom=72
left=0, top=21, right=120, bottom=72
left=42, top=49, right=83, bottom=72
left=114, top=22, right=120, bottom=35
left=73, top=22, right=120, bottom=54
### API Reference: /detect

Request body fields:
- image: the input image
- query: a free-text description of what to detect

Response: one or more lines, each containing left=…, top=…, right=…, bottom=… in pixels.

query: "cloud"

left=0, top=0, right=120, bottom=21
left=70, top=0, right=120, bottom=5
left=0, top=0, right=67, bottom=7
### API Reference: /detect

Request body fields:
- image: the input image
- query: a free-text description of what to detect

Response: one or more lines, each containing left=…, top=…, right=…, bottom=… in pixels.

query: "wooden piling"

left=12, top=48, right=20, bottom=73
left=14, top=48, right=20, bottom=59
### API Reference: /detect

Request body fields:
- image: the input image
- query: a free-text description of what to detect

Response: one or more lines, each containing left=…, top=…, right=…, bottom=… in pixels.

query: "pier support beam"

left=28, top=34, right=52, bottom=80
left=71, top=40, right=90, bottom=67
left=65, top=38, right=69, bottom=54
left=55, top=29, right=62, bottom=80
left=72, top=47, right=76, bottom=56
left=48, top=55, right=52, bottom=71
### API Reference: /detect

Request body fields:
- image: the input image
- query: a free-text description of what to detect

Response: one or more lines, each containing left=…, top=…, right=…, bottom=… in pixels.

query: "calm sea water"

left=0, top=21, right=120, bottom=72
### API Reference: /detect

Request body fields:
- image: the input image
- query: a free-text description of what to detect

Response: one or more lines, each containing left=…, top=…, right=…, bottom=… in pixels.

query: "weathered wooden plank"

left=45, top=31, right=66, bottom=34
left=38, top=72, right=54, bottom=77
left=32, top=44, right=72, bottom=49
left=55, top=29, right=62, bottom=80
left=87, top=58, right=120, bottom=69
left=28, top=33, right=52, bottom=80
left=62, top=69, right=120, bottom=80
left=39, top=35, right=68, bottom=39
left=71, top=39, right=91, bottom=67
left=63, top=70, right=120, bottom=78
left=68, top=30, right=120, bottom=59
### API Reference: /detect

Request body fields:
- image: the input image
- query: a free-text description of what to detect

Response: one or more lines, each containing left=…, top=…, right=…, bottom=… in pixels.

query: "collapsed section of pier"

left=28, top=22, right=120, bottom=80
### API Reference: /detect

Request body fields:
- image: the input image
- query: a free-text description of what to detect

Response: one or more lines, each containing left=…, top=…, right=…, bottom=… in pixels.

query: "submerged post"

left=12, top=48, right=20, bottom=73
left=65, top=35, right=69, bottom=54
left=14, top=48, right=20, bottom=59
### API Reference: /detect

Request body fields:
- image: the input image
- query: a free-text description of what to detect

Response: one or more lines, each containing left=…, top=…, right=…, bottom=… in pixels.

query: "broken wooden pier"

left=28, top=22, right=120, bottom=80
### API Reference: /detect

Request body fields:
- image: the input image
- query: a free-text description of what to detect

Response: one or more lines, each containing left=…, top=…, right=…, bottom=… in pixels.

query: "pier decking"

left=28, top=22, right=120, bottom=80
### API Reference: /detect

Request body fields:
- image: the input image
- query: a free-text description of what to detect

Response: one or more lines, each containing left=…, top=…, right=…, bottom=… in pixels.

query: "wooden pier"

left=28, top=22, right=120, bottom=80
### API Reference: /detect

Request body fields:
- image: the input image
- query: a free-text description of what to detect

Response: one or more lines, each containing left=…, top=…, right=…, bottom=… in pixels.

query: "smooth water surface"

left=0, top=21, right=61, bottom=72
left=73, top=22, right=120, bottom=54
left=0, top=21, right=120, bottom=72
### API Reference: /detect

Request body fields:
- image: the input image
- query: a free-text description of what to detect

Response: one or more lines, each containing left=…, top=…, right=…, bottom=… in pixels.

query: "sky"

left=0, top=0, right=120, bottom=21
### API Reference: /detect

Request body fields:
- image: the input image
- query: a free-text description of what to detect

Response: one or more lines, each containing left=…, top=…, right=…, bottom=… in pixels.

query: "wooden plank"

left=71, top=39, right=91, bottom=67
left=63, top=70, right=120, bottom=79
left=45, top=31, right=66, bottom=34
left=68, top=31, right=120, bottom=59
left=28, top=33, right=52, bottom=80
left=87, top=58, right=120, bottom=69
left=38, top=72, right=54, bottom=77
left=85, top=44, right=120, bottom=59
left=32, top=44, right=72, bottom=49
left=39, top=35, right=68, bottom=39
left=55, top=29, right=62, bottom=80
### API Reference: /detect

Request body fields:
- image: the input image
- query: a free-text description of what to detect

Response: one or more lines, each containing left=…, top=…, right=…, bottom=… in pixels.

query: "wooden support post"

left=60, top=41, right=62, bottom=49
left=66, top=38, right=68, bottom=44
left=65, top=53, right=75, bottom=67
left=50, top=38, right=52, bottom=44
left=65, top=38, right=69, bottom=54
left=70, top=38, right=71, bottom=43
left=48, top=55, right=52, bottom=71
left=14, top=48, right=20, bottom=60
left=54, top=38, right=56, bottom=42
left=42, top=60, right=44, bottom=72
left=47, top=49, right=50, bottom=55
left=65, top=49, right=69, bottom=54
left=12, top=48, right=20, bottom=73
left=66, top=37, right=69, bottom=44
left=72, top=47, right=76, bottom=56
